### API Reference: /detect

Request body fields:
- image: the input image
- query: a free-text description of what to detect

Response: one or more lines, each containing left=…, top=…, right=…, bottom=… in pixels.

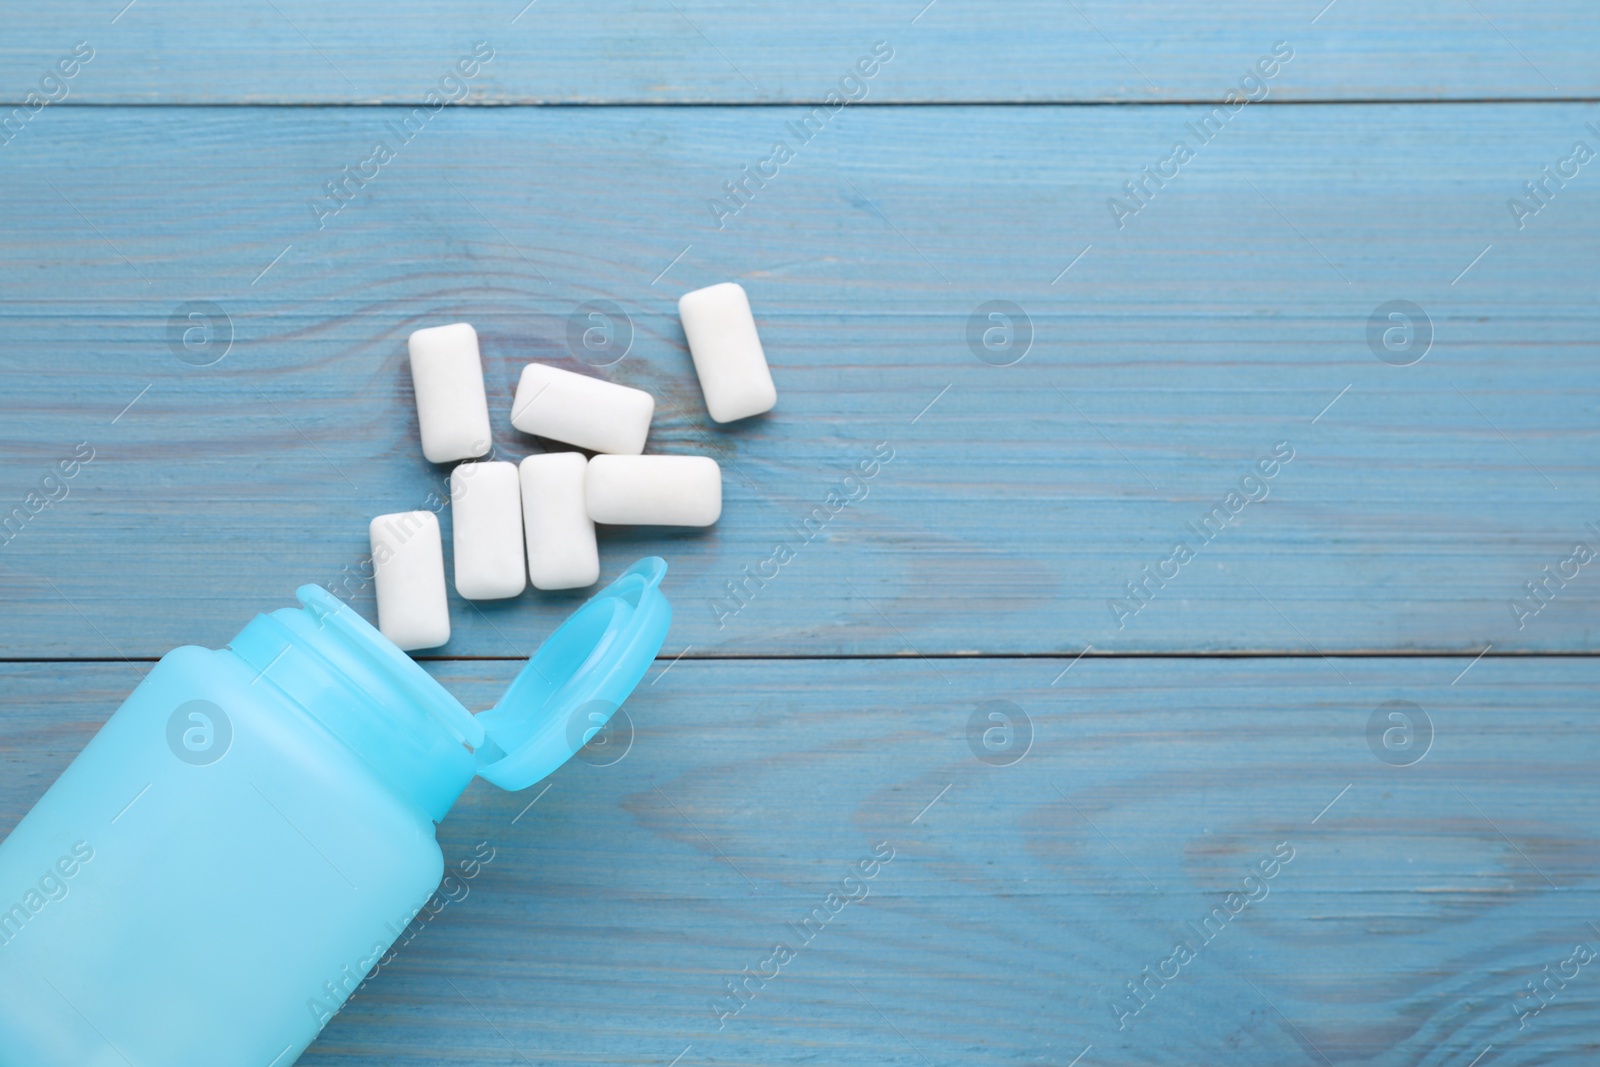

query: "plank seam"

left=19, top=98, right=1600, bottom=108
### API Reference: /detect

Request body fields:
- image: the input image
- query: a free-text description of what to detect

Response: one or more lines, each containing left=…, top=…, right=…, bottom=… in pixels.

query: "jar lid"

left=473, top=557, right=672, bottom=790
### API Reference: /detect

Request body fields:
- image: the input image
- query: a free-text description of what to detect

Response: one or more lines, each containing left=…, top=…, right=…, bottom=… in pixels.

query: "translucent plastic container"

left=0, top=558, right=670, bottom=1067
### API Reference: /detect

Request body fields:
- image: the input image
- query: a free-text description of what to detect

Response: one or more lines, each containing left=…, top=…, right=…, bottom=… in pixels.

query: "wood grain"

left=2, top=657, right=1595, bottom=1066
left=0, top=104, right=1597, bottom=656
left=3, top=1, right=1598, bottom=104
left=4, top=4, right=1597, bottom=1063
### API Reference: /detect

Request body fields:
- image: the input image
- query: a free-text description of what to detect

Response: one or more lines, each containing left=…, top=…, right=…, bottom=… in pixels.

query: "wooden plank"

left=0, top=103, right=1598, bottom=657
left=1, top=656, right=1595, bottom=1065
left=2, top=1, right=1598, bottom=104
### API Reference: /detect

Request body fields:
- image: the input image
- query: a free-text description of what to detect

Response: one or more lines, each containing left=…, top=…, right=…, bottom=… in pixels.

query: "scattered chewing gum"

left=408, top=323, right=493, bottom=464
left=519, top=452, right=600, bottom=590
left=678, top=282, right=777, bottom=423
left=585, top=455, right=722, bottom=527
left=449, top=461, right=527, bottom=601
left=509, top=363, right=654, bottom=455
left=370, top=511, right=451, bottom=651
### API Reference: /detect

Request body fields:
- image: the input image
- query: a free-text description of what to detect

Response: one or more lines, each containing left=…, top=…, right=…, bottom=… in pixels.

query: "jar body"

left=0, top=645, right=445, bottom=1067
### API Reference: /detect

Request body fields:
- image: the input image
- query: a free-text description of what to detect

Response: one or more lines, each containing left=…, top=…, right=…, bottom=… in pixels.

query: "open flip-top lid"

left=472, top=556, right=672, bottom=790
left=289, top=557, right=670, bottom=804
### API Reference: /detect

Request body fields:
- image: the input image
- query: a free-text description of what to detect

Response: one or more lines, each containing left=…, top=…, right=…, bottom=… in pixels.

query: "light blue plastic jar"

left=0, top=557, right=670, bottom=1067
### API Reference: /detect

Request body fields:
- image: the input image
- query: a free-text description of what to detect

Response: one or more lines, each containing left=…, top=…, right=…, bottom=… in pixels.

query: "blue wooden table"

left=3, top=3, right=1598, bottom=1064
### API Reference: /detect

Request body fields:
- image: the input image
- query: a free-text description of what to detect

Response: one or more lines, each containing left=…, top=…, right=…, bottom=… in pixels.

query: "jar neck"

left=229, top=588, right=477, bottom=823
